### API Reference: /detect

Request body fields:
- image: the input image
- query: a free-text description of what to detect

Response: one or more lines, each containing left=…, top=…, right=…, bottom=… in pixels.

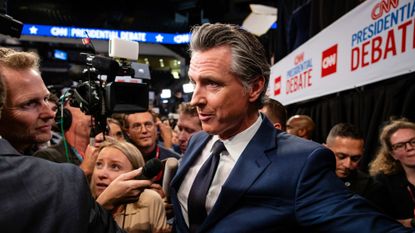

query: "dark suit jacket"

left=170, top=119, right=410, bottom=233
left=374, top=172, right=415, bottom=220
left=342, top=169, right=387, bottom=211
left=33, top=140, right=81, bottom=165
left=0, top=139, right=124, bottom=233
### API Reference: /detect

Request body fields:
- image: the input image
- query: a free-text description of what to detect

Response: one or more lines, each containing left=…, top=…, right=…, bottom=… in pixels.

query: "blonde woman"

left=91, top=140, right=171, bottom=233
left=369, top=119, right=415, bottom=228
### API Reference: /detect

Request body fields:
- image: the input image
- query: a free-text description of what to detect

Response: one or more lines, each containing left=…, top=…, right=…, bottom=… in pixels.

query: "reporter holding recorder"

left=91, top=139, right=171, bottom=233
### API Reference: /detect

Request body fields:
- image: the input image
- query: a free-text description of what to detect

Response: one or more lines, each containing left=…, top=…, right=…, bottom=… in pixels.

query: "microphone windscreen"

left=136, top=158, right=163, bottom=180
left=162, top=158, right=179, bottom=198
left=91, top=55, right=119, bottom=76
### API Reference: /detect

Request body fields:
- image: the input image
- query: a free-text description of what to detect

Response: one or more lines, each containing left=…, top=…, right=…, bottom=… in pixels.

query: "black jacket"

left=0, top=138, right=124, bottom=233
left=374, top=171, right=415, bottom=220
left=342, top=169, right=387, bottom=210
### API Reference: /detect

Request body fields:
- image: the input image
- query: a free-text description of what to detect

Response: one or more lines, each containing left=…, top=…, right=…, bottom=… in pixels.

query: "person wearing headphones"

left=34, top=100, right=99, bottom=178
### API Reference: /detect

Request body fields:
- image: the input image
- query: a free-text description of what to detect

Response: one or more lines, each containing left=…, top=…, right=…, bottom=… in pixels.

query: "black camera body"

left=0, top=14, right=23, bottom=38
left=69, top=39, right=149, bottom=135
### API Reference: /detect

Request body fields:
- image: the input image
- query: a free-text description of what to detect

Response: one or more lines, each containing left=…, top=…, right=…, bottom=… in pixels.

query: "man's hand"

left=96, top=168, right=152, bottom=211
left=79, top=144, right=98, bottom=179
left=156, top=118, right=173, bottom=149
left=149, top=183, right=166, bottom=199
left=80, top=133, right=114, bottom=178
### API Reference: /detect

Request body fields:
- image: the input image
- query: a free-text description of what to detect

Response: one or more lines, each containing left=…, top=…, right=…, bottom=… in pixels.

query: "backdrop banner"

left=269, top=0, right=415, bottom=105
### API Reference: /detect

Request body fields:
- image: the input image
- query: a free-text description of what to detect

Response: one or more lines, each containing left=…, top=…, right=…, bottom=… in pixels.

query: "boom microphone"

left=162, top=158, right=178, bottom=198
left=136, top=158, right=163, bottom=180
left=91, top=55, right=120, bottom=76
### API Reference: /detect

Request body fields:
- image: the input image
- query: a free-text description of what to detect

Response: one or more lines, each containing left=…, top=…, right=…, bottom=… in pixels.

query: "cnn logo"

left=321, top=44, right=338, bottom=78
left=274, top=76, right=281, bottom=96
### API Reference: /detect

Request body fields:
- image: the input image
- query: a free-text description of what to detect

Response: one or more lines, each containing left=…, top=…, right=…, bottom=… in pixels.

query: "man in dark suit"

left=170, top=23, right=412, bottom=233
left=324, top=122, right=384, bottom=206
left=0, top=47, right=151, bottom=233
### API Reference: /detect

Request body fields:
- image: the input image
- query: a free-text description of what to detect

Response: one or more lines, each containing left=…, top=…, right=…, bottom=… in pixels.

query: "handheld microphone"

left=136, top=158, right=163, bottom=180
left=162, top=158, right=179, bottom=198
left=113, top=158, right=163, bottom=206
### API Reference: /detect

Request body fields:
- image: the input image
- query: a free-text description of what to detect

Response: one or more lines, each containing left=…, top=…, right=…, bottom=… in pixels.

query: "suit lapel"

left=170, top=132, right=212, bottom=233
left=200, top=119, right=279, bottom=231
left=171, top=132, right=211, bottom=188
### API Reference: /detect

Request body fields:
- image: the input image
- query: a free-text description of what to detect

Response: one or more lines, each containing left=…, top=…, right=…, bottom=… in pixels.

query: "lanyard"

left=155, top=145, right=160, bottom=159
left=153, top=146, right=162, bottom=181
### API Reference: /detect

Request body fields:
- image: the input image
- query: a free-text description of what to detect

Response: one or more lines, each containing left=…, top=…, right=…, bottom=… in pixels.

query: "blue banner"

left=22, top=24, right=191, bottom=45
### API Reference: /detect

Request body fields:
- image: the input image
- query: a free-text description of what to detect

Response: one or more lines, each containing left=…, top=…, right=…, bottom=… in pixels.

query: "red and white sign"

left=321, top=44, right=338, bottom=78
left=274, top=76, right=281, bottom=95
left=268, top=0, right=415, bottom=105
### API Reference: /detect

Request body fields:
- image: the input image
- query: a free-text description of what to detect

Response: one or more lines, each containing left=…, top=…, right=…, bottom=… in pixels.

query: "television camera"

left=67, top=38, right=149, bottom=137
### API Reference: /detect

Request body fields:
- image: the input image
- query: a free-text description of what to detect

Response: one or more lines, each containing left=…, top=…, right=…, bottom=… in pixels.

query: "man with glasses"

left=126, top=110, right=180, bottom=163
left=325, top=123, right=384, bottom=207
left=125, top=110, right=181, bottom=221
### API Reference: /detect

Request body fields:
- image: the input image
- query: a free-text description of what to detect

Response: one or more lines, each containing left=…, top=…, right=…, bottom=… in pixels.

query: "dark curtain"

left=272, top=0, right=363, bottom=62
left=285, top=73, right=415, bottom=172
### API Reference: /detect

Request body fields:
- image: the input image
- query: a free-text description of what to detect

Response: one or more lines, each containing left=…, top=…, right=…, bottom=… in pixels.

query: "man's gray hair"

left=189, top=23, right=270, bottom=109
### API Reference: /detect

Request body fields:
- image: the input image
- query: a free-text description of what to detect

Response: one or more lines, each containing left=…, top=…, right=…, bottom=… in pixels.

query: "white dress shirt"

left=178, top=114, right=263, bottom=226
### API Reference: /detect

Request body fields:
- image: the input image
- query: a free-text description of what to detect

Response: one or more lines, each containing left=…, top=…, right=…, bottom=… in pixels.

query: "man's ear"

left=248, top=76, right=265, bottom=103
left=273, top=122, right=282, bottom=130
left=298, top=128, right=306, bottom=137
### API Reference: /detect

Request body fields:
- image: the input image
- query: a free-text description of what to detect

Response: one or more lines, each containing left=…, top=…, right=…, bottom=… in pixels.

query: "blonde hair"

left=98, top=140, right=145, bottom=169
left=0, top=48, right=40, bottom=72
left=0, top=47, right=40, bottom=119
left=369, top=119, right=415, bottom=176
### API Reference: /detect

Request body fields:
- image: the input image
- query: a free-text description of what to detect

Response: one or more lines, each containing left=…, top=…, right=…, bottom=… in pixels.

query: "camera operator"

left=0, top=47, right=152, bottom=233
left=33, top=101, right=99, bottom=178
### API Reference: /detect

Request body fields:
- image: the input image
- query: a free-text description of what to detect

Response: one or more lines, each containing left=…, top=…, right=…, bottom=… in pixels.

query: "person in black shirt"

left=370, top=119, right=415, bottom=228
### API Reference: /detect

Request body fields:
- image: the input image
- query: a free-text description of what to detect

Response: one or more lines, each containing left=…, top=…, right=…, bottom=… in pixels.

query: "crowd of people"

left=0, top=23, right=414, bottom=233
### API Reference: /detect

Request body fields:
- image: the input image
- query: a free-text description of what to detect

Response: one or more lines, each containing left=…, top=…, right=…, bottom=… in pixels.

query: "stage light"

left=160, top=89, right=171, bottom=99
left=242, top=4, right=278, bottom=36
left=183, top=82, right=194, bottom=93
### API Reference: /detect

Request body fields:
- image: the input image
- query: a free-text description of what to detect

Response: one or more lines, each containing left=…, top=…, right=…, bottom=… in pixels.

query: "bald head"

left=286, top=115, right=315, bottom=139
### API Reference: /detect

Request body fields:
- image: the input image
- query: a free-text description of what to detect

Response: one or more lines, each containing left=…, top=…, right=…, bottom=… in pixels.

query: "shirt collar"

left=213, top=113, right=263, bottom=161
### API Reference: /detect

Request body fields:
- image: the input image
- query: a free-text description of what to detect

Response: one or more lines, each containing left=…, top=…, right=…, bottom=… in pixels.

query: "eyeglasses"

left=130, top=121, right=154, bottom=131
left=391, top=138, right=415, bottom=152
left=334, top=152, right=362, bottom=163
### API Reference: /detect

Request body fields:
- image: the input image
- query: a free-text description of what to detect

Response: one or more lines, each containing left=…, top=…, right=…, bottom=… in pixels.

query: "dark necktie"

left=188, top=140, right=226, bottom=233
